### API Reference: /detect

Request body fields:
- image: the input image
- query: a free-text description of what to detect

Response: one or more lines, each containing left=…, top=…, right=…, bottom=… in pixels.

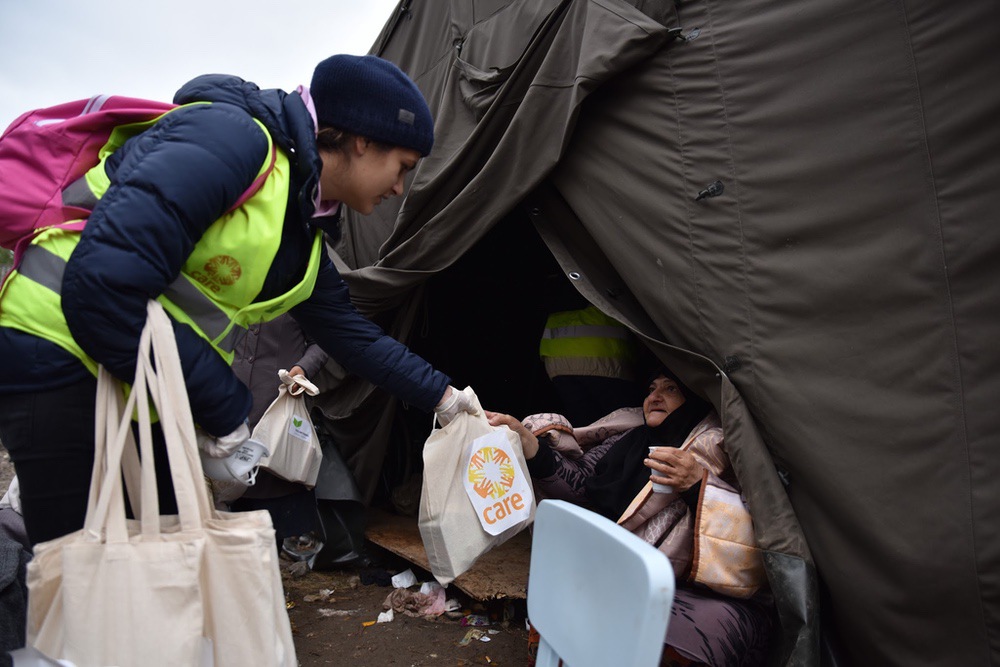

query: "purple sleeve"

left=530, top=433, right=626, bottom=503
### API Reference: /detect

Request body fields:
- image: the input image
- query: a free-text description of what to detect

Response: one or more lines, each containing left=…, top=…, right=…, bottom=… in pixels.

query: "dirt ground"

left=0, top=443, right=530, bottom=666
left=281, top=555, right=529, bottom=667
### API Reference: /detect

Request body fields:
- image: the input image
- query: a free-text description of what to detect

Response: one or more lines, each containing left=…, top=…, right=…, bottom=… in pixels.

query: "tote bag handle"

left=137, top=300, right=213, bottom=526
left=85, top=322, right=154, bottom=541
left=84, top=300, right=215, bottom=542
left=86, top=364, right=148, bottom=529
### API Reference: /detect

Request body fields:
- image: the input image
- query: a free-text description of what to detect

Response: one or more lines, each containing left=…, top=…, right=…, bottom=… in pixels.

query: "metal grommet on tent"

left=568, top=272, right=581, bottom=281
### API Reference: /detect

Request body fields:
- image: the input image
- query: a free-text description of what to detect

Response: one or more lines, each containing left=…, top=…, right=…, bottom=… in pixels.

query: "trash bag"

left=312, top=499, right=367, bottom=570
left=311, top=420, right=367, bottom=570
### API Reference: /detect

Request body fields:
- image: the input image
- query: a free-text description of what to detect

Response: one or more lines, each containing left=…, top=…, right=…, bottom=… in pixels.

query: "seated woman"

left=487, top=368, right=774, bottom=667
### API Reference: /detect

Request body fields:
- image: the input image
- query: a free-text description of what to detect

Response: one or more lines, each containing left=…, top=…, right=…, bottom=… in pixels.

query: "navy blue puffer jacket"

left=0, top=76, right=449, bottom=434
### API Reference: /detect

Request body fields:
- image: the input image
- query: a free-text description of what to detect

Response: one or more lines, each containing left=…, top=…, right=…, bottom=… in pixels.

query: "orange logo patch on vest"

left=205, top=255, right=242, bottom=284
left=191, top=255, right=242, bottom=292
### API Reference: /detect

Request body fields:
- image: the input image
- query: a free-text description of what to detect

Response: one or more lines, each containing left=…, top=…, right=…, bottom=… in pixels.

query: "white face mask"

left=199, top=439, right=269, bottom=486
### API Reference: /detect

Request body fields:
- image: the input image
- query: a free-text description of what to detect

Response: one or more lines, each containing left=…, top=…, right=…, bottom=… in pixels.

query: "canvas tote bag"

left=26, top=300, right=296, bottom=667
left=254, top=373, right=323, bottom=487
left=418, top=387, right=535, bottom=585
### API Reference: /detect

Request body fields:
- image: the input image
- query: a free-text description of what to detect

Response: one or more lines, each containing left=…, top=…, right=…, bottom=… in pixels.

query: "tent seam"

left=665, top=16, right=709, bottom=355
left=895, top=0, right=988, bottom=657
left=703, top=2, right=759, bottom=412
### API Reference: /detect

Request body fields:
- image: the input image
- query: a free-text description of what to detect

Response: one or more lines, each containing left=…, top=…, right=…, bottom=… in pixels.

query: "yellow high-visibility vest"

left=0, top=109, right=323, bottom=374
left=539, top=306, right=637, bottom=380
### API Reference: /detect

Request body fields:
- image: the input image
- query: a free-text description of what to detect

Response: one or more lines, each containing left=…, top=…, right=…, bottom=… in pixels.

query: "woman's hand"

left=646, top=448, right=705, bottom=492
left=485, top=411, right=540, bottom=459
left=281, top=366, right=311, bottom=395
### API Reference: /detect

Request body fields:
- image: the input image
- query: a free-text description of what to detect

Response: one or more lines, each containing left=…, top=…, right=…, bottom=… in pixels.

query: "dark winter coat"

left=0, top=75, right=448, bottom=434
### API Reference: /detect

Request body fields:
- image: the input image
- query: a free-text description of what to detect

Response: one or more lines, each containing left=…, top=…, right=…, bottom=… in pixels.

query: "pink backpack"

left=0, top=94, right=275, bottom=283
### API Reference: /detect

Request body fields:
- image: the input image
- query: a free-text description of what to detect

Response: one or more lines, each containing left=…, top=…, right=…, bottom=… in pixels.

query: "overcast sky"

left=0, top=0, right=400, bottom=132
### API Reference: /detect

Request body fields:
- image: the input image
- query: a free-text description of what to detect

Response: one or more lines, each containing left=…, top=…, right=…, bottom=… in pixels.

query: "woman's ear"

left=353, top=135, right=369, bottom=156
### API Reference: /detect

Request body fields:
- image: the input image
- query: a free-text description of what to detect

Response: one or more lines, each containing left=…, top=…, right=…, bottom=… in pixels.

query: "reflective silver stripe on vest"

left=541, top=325, right=630, bottom=340
left=62, top=175, right=99, bottom=210
left=161, top=277, right=246, bottom=353
left=17, top=245, right=66, bottom=293
left=18, top=246, right=244, bottom=354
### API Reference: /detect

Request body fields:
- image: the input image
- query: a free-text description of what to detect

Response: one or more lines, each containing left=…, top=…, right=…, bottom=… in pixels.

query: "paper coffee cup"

left=648, top=446, right=673, bottom=494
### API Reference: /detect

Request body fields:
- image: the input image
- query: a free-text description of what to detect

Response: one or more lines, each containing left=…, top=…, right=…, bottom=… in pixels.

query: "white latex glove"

left=433, top=386, right=476, bottom=426
left=196, top=422, right=250, bottom=458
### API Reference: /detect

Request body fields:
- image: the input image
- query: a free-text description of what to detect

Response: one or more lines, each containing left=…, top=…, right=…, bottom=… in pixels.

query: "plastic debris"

left=444, top=597, right=464, bottom=619
left=302, top=588, right=335, bottom=603
left=460, top=614, right=491, bottom=627
left=317, top=609, right=357, bottom=617
left=383, top=585, right=447, bottom=617
left=377, top=609, right=394, bottom=623
left=458, top=629, right=485, bottom=646
left=390, top=568, right=418, bottom=588
left=362, top=620, right=377, bottom=627
left=419, top=581, right=444, bottom=596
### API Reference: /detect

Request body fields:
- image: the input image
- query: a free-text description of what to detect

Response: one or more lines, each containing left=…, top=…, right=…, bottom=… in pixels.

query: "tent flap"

left=323, top=1, right=1000, bottom=664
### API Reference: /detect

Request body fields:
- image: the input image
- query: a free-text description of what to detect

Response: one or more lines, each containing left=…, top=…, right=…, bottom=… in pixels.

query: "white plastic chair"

left=527, top=499, right=675, bottom=667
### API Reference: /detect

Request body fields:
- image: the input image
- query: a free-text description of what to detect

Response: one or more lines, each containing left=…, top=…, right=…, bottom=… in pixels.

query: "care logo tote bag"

left=418, top=387, right=535, bottom=585
left=25, top=301, right=296, bottom=667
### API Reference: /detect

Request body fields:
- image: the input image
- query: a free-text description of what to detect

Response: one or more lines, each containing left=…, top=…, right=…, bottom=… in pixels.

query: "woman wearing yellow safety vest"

left=0, top=55, right=473, bottom=547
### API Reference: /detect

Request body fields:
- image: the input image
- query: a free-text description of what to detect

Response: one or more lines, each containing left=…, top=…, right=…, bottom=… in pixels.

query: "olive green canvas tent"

left=311, top=1, right=1000, bottom=665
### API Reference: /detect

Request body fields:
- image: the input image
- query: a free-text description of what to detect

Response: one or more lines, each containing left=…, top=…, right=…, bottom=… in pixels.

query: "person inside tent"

left=537, top=274, right=644, bottom=426
left=0, top=54, right=475, bottom=548
left=488, top=367, right=774, bottom=667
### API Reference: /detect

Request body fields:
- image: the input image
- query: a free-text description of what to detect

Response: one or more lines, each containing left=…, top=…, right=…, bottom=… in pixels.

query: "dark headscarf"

left=584, top=367, right=712, bottom=520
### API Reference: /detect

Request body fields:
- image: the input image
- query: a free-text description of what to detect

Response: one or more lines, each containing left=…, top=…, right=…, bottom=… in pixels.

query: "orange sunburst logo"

left=204, top=255, right=242, bottom=286
left=467, top=446, right=516, bottom=500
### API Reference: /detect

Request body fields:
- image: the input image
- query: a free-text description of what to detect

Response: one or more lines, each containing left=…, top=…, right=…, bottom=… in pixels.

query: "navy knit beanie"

left=310, top=54, right=434, bottom=156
